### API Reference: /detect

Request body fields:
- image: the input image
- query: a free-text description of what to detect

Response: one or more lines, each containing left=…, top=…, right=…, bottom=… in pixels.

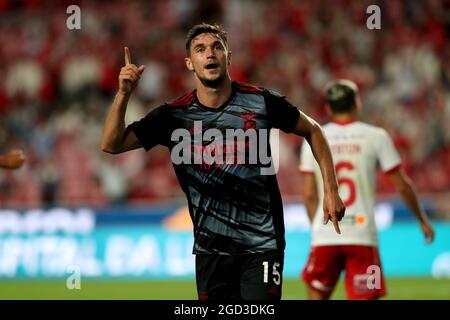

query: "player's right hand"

left=118, top=47, right=145, bottom=95
left=5, top=150, right=25, bottom=169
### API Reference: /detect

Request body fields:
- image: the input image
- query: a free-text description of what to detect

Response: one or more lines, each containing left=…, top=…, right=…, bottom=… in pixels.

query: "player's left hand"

left=420, top=221, right=435, bottom=244
left=323, top=190, right=346, bottom=234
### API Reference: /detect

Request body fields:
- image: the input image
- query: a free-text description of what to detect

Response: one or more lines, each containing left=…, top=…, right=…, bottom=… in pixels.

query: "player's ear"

left=227, top=51, right=232, bottom=67
left=185, top=57, right=194, bottom=72
left=325, top=104, right=333, bottom=116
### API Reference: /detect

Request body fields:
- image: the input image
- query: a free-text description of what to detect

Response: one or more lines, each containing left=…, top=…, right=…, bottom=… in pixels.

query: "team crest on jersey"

left=240, top=112, right=257, bottom=130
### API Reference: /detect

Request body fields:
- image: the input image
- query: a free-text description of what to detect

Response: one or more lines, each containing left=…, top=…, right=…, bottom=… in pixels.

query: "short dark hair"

left=185, top=23, right=228, bottom=55
left=324, top=79, right=358, bottom=113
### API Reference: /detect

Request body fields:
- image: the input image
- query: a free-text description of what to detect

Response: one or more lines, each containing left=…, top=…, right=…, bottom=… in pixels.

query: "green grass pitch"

left=0, top=278, right=449, bottom=300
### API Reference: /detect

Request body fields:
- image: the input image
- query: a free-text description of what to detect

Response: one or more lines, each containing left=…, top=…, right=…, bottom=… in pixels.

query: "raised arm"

left=387, top=168, right=435, bottom=243
left=101, top=47, right=145, bottom=154
left=293, top=112, right=345, bottom=234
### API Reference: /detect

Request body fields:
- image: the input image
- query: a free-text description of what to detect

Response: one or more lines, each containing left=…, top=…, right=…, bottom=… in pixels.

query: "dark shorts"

left=196, top=250, right=284, bottom=301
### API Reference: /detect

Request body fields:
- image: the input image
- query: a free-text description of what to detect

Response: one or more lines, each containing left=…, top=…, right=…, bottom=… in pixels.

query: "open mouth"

left=205, top=63, right=219, bottom=70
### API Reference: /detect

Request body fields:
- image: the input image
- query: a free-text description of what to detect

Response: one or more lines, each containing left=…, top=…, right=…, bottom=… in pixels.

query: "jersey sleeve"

left=299, top=139, right=317, bottom=175
left=264, top=89, right=301, bottom=133
left=376, top=129, right=402, bottom=173
left=127, top=104, right=171, bottom=151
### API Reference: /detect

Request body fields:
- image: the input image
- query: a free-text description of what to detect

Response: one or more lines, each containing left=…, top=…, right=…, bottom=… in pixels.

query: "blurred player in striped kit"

left=299, top=79, right=435, bottom=300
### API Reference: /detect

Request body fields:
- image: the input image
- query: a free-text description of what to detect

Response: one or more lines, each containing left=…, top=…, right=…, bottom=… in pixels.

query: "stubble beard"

left=198, top=69, right=227, bottom=89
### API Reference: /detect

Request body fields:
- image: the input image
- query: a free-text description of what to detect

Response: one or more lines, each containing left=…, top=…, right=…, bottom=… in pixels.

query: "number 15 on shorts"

left=262, top=261, right=281, bottom=285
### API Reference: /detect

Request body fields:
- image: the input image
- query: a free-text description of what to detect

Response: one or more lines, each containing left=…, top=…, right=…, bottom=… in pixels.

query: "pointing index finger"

left=332, top=214, right=341, bottom=234
left=124, top=46, right=131, bottom=65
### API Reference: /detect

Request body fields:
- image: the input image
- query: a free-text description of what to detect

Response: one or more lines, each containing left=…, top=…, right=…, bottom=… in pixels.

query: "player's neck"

left=332, top=113, right=357, bottom=125
left=195, top=77, right=233, bottom=109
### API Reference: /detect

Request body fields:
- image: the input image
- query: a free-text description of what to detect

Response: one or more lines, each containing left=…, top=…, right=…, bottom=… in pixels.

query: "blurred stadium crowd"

left=0, top=0, right=449, bottom=210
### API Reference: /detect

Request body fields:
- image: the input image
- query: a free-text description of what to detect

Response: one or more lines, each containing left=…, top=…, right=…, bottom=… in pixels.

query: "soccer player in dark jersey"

left=0, top=150, right=25, bottom=169
left=101, top=23, right=345, bottom=300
